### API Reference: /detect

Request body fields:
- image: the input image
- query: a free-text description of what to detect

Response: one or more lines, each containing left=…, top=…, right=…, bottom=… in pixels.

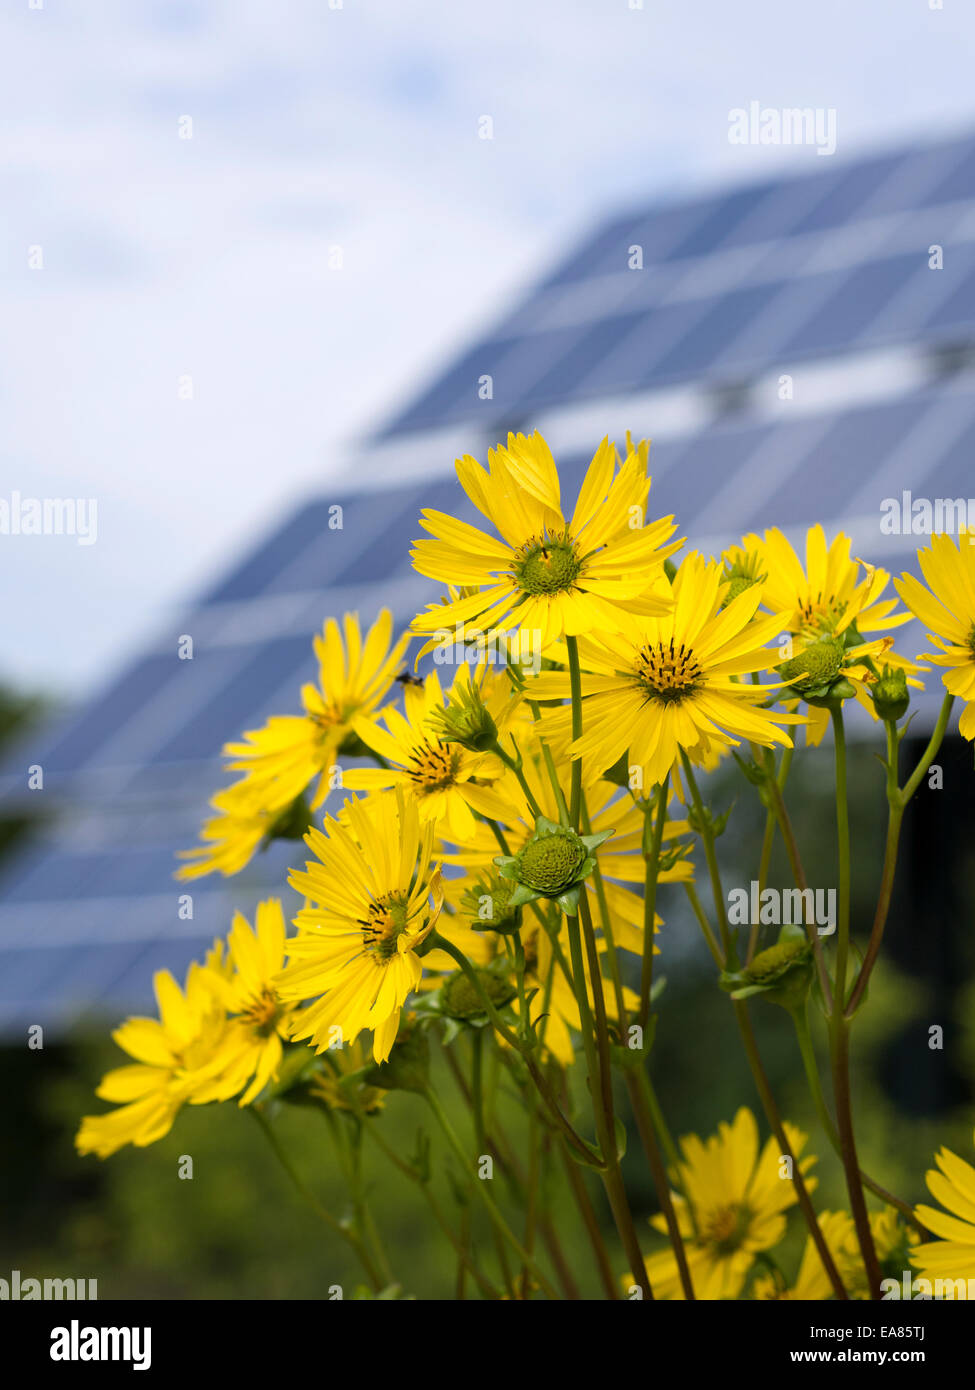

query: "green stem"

left=677, top=759, right=848, bottom=1299
left=732, top=1002, right=849, bottom=1301
left=639, top=775, right=669, bottom=1028
left=828, top=705, right=882, bottom=1299
left=790, top=1003, right=925, bottom=1238
left=422, top=1084, right=560, bottom=1299
left=846, top=694, right=954, bottom=1016
left=625, top=1070, right=697, bottom=1299
left=249, top=1106, right=385, bottom=1292
left=565, top=635, right=584, bottom=829
left=430, top=929, right=604, bottom=1167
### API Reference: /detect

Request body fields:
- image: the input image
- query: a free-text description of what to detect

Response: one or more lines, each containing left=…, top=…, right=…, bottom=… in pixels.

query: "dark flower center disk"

left=408, top=740, right=460, bottom=791
left=636, top=640, right=703, bottom=703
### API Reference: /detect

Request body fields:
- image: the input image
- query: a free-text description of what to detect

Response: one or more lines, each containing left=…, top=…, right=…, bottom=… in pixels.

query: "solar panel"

left=378, top=134, right=975, bottom=438
left=4, top=131, right=975, bottom=1037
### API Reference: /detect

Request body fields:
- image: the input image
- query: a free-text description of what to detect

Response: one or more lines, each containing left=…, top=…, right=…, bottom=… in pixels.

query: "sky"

left=2, top=0, right=974, bottom=699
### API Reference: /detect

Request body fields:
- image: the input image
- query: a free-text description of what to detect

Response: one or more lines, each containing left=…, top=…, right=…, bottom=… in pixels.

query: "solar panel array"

left=380, top=133, right=975, bottom=436
left=3, top=131, right=974, bottom=1036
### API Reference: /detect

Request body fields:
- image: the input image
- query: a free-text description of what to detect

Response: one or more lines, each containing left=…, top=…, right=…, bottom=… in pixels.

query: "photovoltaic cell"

left=147, top=635, right=314, bottom=764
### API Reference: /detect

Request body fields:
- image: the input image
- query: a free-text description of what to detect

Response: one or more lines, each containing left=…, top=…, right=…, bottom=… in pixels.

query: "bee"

left=396, top=670, right=423, bottom=687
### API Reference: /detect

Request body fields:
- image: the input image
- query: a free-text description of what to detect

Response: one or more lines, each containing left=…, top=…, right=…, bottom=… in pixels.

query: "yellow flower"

left=224, top=609, right=410, bottom=808
left=910, top=1128, right=975, bottom=1283
left=634, top=1107, right=817, bottom=1300
left=728, top=527, right=920, bottom=747
left=277, top=792, right=444, bottom=1063
left=410, top=432, right=680, bottom=653
left=753, top=1211, right=854, bottom=1300
left=75, top=948, right=232, bottom=1158
left=343, top=667, right=524, bottom=843
left=176, top=780, right=282, bottom=880
left=896, top=530, right=975, bottom=741
left=202, top=899, right=298, bottom=1106
left=732, top=525, right=910, bottom=644
left=529, top=552, right=802, bottom=787
left=177, top=611, right=409, bottom=878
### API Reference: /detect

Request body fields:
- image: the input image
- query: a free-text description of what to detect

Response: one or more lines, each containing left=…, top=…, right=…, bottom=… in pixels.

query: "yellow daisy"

left=529, top=552, right=802, bottom=788
left=634, top=1106, right=817, bottom=1300
left=343, top=667, right=525, bottom=843
left=910, top=1128, right=975, bottom=1283
left=223, top=609, right=410, bottom=808
left=277, top=792, right=444, bottom=1063
left=176, top=780, right=285, bottom=881
left=177, top=611, right=409, bottom=879
left=895, top=530, right=975, bottom=740
left=202, top=899, right=298, bottom=1106
left=410, top=432, right=680, bottom=653
left=731, top=525, right=910, bottom=644
left=75, top=947, right=232, bottom=1159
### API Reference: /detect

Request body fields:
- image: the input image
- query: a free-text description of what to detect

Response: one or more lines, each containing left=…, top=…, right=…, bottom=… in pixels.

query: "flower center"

left=407, top=740, right=460, bottom=792
left=361, top=894, right=411, bottom=962
left=518, top=831, right=585, bottom=893
left=635, top=640, right=704, bottom=703
left=512, top=532, right=582, bottom=596
left=701, top=1203, right=751, bottom=1256
left=968, top=623, right=975, bottom=656
left=778, top=636, right=845, bottom=689
left=796, top=593, right=847, bottom=636
left=241, top=987, right=281, bottom=1037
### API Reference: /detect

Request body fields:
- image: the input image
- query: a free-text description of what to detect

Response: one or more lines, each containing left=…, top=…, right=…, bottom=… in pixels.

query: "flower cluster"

left=77, top=430, right=975, bottom=1299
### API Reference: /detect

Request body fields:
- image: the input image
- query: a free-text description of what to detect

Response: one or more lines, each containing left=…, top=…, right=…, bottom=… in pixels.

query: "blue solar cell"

left=644, top=282, right=784, bottom=385
left=636, top=420, right=777, bottom=526
left=542, top=199, right=712, bottom=288
left=262, top=491, right=411, bottom=594
left=776, top=252, right=923, bottom=358
left=558, top=302, right=708, bottom=399
left=934, top=412, right=975, bottom=496
left=30, top=654, right=176, bottom=775
left=203, top=499, right=337, bottom=604
left=787, top=151, right=909, bottom=235
left=660, top=181, right=778, bottom=261
left=753, top=397, right=925, bottom=528
left=917, top=139, right=975, bottom=208
left=506, top=311, right=649, bottom=411
left=0, top=847, right=103, bottom=905
left=382, top=324, right=618, bottom=435
left=148, top=634, right=314, bottom=763
left=919, top=249, right=975, bottom=337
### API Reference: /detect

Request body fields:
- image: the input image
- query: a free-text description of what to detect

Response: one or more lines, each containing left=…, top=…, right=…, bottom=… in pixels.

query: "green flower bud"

left=719, top=923, right=814, bottom=1011
left=871, top=665, right=909, bottom=721
left=427, top=682, right=498, bottom=752
left=440, top=967, right=517, bottom=1021
left=461, top=874, right=521, bottom=934
left=777, top=636, right=845, bottom=690
left=495, top=815, right=612, bottom=914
